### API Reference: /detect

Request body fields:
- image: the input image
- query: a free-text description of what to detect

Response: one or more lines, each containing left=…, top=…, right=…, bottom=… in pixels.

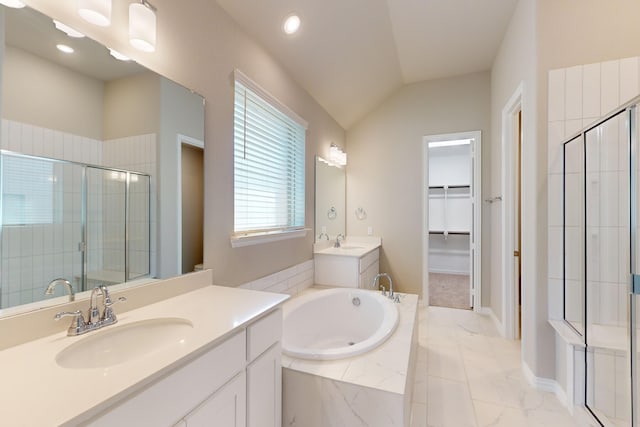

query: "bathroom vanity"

left=313, top=237, right=381, bottom=288
left=0, top=271, right=288, bottom=427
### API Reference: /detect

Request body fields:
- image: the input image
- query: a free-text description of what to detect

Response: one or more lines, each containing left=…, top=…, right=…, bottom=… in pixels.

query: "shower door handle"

left=513, top=250, right=520, bottom=257
left=633, top=274, right=640, bottom=295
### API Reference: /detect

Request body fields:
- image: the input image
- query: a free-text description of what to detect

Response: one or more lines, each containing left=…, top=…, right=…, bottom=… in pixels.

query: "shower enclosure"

left=0, top=150, right=150, bottom=309
left=563, top=96, right=640, bottom=426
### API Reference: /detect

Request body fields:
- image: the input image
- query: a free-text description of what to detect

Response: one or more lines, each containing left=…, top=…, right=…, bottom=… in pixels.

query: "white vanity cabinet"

left=315, top=248, right=379, bottom=288
left=86, top=308, right=283, bottom=427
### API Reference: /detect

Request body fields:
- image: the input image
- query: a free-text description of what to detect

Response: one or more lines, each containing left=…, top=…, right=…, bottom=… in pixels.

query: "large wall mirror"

left=0, top=5, right=205, bottom=313
left=315, top=156, right=345, bottom=241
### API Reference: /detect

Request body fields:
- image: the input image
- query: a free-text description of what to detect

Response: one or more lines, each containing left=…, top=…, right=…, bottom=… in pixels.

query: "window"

left=2, top=154, right=58, bottom=225
left=233, top=71, right=307, bottom=245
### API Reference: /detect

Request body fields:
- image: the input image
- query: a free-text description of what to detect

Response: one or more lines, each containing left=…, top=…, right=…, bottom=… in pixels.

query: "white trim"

left=428, top=268, right=470, bottom=275
left=522, top=361, right=569, bottom=409
left=230, top=228, right=309, bottom=248
left=501, top=82, right=524, bottom=340
left=422, top=131, right=482, bottom=311
left=479, top=306, right=505, bottom=337
left=176, top=134, right=204, bottom=273
left=233, top=69, right=308, bottom=129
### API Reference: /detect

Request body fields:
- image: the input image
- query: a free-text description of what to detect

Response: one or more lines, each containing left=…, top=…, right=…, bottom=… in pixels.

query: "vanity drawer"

left=247, top=308, right=282, bottom=362
left=88, top=330, right=246, bottom=427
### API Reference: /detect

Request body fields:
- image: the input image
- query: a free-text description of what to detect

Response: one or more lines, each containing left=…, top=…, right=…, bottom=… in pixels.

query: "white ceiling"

left=216, top=0, right=518, bottom=129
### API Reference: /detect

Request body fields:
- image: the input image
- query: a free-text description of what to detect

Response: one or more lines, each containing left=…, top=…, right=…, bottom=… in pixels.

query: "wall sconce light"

left=129, top=0, right=157, bottom=53
left=78, top=0, right=112, bottom=27
left=0, top=0, right=25, bottom=8
left=330, top=143, right=347, bottom=167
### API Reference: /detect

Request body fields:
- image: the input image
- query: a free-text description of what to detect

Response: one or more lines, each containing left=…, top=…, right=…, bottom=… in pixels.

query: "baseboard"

left=522, top=361, right=569, bottom=408
left=478, top=306, right=505, bottom=337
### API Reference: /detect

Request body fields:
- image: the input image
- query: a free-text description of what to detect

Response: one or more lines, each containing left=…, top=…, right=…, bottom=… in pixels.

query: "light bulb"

left=283, top=14, right=301, bottom=35
left=78, top=0, right=112, bottom=27
left=129, top=2, right=156, bottom=53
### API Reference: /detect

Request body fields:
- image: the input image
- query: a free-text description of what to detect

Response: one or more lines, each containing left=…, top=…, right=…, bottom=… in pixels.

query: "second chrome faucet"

left=55, top=285, right=126, bottom=336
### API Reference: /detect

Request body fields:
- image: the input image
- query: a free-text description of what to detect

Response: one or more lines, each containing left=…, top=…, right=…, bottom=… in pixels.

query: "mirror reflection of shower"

left=0, top=150, right=151, bottom=308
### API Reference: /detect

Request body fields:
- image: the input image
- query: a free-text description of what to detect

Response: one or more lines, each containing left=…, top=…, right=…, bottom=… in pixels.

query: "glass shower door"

left=631, top=104, right=640, bottom=427
left=585, top=111, right=631, bottom=426
left=85, top=167, right=126, bottom=288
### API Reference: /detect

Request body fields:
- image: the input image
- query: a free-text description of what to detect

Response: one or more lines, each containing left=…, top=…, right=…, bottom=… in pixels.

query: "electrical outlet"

left=367, top=226, right=373, bottom=236
left=321, top=226, right=327, bottom=233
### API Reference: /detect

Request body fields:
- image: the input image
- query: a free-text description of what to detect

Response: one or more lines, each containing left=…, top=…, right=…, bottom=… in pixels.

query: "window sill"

left=230, top=228, right=309, bottom=248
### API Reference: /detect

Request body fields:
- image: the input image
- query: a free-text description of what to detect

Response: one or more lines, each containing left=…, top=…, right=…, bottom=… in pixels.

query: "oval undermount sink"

left=56, top=317, right=193, bottom=369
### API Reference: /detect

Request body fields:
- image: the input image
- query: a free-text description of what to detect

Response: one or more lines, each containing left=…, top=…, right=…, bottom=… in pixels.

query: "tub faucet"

left=44, top=278, right=74, bottom=302
left=334, top=233, right=345, bottom=248
left=373, top=273, right=396, bottom=301
left=318, top=232, right=330, bottom=241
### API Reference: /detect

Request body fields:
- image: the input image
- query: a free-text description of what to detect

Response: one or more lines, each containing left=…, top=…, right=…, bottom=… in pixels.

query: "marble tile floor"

left=410, top=305, right=582, bottom=427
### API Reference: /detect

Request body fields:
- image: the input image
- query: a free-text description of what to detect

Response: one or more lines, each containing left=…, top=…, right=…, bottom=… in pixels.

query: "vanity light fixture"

left=329, top=143, right=347, bottom=167
left=283, top=13, right=301, bottom=35
left=129, top=0, right=157, bottom=53
left=109, top=48, right=131, bottom=61
left=54, top=20, right=85, bottom=38
left=78, top=0, right=112, bottom=27
left=56, top=44, right=75, bottom=54
left=0, top=0, right=25, bottom=8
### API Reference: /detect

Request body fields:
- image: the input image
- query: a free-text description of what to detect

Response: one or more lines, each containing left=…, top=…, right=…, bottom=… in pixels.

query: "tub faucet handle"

left=380, top=285, right=387, bottom=296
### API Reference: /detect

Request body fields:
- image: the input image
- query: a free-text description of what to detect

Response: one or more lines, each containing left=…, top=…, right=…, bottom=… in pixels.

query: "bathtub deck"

left=282, top=286, right=419, bottom=427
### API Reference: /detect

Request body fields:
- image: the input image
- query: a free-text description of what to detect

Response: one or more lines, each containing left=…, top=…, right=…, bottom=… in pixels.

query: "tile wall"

left=239, top=260, right=314, bottom=295
left=548, top=57, right=639, bottom=424
left=0, top=119, right=156, bottom=308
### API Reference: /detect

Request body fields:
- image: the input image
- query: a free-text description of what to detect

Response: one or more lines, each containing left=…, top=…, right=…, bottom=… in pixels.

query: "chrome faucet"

left=334, top=233, right=345, bottom=248
left=373, top=273, right=399, bottom=302
left=55, top=285, right=126, bottom=336
left=44, top=278, right=74, bottom=302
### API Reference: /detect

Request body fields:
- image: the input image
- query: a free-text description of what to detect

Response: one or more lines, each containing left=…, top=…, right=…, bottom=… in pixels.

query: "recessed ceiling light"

left=54, top=20, right=85, bottom=38
left=0, top=0, right=26, bottom=8
left=109, top=48, right=131, bottom=61
left=56, top=44, right=75, bottom=54
left=283, top=14, right=301, bottom=35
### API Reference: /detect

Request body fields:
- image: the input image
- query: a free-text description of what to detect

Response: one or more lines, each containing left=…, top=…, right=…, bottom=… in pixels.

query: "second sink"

left=56, top=317, right=193, bottom=369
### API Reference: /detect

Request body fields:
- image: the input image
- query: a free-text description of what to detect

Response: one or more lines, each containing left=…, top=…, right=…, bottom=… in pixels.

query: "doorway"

left=177, top=135, right=204, bottom=274
left=502, top=84, right=523, bottom=340
left=422, top=131, right=482, bottom=311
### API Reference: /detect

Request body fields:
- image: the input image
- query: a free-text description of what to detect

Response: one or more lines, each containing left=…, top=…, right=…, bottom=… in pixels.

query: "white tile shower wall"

left=548, top=56, right=639, bottom=420
left=0, top=120, right=156, bottom=307
left=548, top=57, right=640, bottom=325
left=239, top=260, right=314, bottom=295
left=0, top=120, right=102, bottom=307
left=102, top=134, right=156, bottom=278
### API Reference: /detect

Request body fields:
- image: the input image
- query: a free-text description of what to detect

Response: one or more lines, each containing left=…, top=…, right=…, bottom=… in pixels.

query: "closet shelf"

left=428, top=230, right=470, bottom=235
left=428, top=185, right=470, bottom=190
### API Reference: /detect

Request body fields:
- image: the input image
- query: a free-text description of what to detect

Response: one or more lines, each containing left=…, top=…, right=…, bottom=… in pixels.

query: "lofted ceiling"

left=216, top=0, right=519, bottom=130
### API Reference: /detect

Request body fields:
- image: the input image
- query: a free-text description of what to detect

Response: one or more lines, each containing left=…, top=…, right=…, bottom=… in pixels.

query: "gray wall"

left=103, top=72, right=160, bottom=140
left=181, top=144, right=204, bottom=274
left=2, top=45, right=103, bottom=140
left=346, top=72, right=491, bottom=297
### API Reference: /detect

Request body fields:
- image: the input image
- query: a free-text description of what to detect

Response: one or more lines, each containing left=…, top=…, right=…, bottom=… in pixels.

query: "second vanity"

left=0, top=270, right=288, bottom=426
left=313, top=236, right=381, bottom=288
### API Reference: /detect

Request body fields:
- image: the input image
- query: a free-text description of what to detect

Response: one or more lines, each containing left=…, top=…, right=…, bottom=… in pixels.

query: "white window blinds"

left=233, top=72, right=307, bottom=237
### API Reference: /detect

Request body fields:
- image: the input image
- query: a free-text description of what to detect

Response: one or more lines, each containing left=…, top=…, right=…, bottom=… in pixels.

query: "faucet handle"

left=102, top=295, right=127, bottom=324
left=55, top=310, right=87, bottom=336
left=380, top=285, right=387, bottom=296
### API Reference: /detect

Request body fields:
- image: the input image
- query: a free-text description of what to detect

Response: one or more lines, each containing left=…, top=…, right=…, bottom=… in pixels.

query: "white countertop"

left=313, top=236, right=381, bottom=258
left=0, top=284, right=288, bottom=426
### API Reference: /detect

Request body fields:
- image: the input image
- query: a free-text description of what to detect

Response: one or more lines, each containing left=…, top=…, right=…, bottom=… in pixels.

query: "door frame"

left=422, top=130, right=482, bottom=311
left=502, top=83, right=523, bottom=340
left=176, top=134, right=204, bottom=273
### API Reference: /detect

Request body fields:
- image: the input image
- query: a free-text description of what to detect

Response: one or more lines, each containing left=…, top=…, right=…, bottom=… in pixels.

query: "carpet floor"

left=429, top=272, right=471, bottom=310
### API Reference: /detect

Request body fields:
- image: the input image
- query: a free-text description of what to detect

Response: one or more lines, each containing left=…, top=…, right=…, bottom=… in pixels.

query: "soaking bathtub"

left=281, top=286, right=419, bottom=427
left=282, top=287, right=399, bottom=360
